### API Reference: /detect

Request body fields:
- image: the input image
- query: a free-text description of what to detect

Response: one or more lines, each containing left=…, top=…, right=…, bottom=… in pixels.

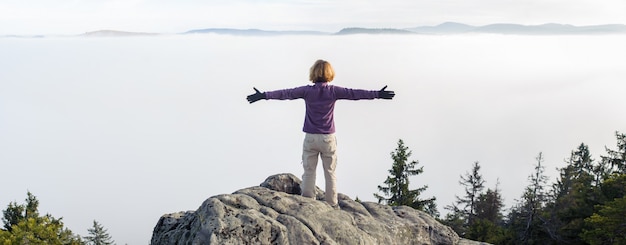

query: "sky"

left=1, top=0, right=626, bottom=35
left=2, top=1, right=626, bottom=245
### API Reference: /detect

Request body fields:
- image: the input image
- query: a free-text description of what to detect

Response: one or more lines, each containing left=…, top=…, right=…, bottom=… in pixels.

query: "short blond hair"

left=309, top=59, right=335, bottom=83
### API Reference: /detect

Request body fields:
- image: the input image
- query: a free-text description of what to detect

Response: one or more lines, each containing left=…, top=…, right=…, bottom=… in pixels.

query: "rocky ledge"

left=151, top=173, right=487, bottom=245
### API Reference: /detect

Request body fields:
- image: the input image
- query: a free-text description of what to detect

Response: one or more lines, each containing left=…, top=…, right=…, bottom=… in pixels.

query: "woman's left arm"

left=334, top=85, right=394, bottom=100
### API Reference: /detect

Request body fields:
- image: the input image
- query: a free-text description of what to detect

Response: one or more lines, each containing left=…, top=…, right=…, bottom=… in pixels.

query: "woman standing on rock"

left=246, top=59, right=395, bottom=208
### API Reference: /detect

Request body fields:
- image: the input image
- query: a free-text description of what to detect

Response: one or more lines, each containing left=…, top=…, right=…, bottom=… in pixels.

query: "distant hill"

left=184, top=28, right=328, bottom=36
left=406, top=22, right=475, bottom=34
left=406, top=22, right=626, bottom=35
left=335, top=27, right=414, bottom=35
left=186, top=23, right=626, bottom=36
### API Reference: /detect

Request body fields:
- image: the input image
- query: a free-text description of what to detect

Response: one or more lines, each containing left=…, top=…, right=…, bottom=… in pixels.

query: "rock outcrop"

left=151, top=173, right=487, bottom=245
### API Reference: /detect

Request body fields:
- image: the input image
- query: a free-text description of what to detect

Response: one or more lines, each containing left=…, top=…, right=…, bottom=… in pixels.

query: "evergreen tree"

left=506, top=152, right=552, bottom=244
left=441, top=204, right=466, bottom=236
left=456, top=161, right=485, bottom=227
left=598, top=173, right=626, bottom=204
left=84, top=220, right=115, bottom=245
left=475, top=185, right=504, bottom=224
left=2, top=202, right=25, bottom=232
left=604, top=131, right=626, bottom=174
left=522, top=153, right=549, bottom=242
left=582, top=192, right=626, bottom=244
left=465, top=218, right=509, bottom=244
left=581, top=132, right=626, bottom=244
left=597, top=132, right=626, bottom=202
left=544, top=143, right=598, bottom=244
left=467, top=182, right=506, bottom=244
left=0, top=192, right=83, bottom=244
left=443, top=161, right=485, bottom=237
left=375, top=139, right=437, bottom=217
left=582, top=133, right=626, bottom=244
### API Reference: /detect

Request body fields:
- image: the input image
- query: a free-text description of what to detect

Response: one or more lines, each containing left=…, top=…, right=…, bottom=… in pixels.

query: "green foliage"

left=0, top=216, right=82, bottom=245
left=544, top=143, right=600, bottom=244
left=440, top=131, right=625, bottom=244
left=604, top=132, right=626, bottom=174
left=455, top=161, right=485, bottom=226
left=475, top=187, right=504, bottom=224
left=582, top=196, right=626, bottom=244
left=0, top=192, right=84, bottom=245
left=449, top=184, right=506, bottom=242
left=443, top=161, right=504, bottom=240
left=466, top=218, right=510, bottom=244
left=506, top=153, right=552, bottom=244
left=374, top=139, right=438, bottom=217
left=84, top=220, right=114, bottom=245
left=441, top=204, right=466, bottom=236
left=468, top=186, right=506, bottom=242
left=2, top=202, right=25, bottom=232
left=506, top=203, right=556, bottom=245
left=600, top=173, right=626, bottom=201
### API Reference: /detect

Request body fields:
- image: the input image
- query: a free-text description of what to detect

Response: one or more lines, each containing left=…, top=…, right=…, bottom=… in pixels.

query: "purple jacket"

left=264, top=82, right=380, bottom=134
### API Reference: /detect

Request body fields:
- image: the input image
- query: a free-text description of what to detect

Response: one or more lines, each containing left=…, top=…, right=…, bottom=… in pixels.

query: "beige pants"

left=301, top=133, right=338, bottom=206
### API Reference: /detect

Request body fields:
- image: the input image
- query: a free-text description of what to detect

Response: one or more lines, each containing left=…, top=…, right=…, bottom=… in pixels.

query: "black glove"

left=378, top=85, right=395, bottom=99
left=246, top=87, right=266, bottom=103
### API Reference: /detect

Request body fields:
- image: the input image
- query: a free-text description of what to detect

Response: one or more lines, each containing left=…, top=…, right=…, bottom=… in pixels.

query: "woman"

left=247, top=59, right=395, bottom=208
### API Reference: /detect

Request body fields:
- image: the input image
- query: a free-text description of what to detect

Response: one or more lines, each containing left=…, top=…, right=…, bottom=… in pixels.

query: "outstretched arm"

left=333, top=85, right=395, bottom=100
left=247, top=86, right=307, bottom=103
left=246, top=87, right=266, bottom=103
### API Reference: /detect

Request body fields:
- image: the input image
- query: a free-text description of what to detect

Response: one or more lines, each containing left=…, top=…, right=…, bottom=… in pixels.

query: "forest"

left=375, top=132, right=625, bottom=244
left=1, top=194, right=115, bottom=244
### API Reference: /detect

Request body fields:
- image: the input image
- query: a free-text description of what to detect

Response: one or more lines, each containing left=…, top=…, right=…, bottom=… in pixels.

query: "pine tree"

left=456, top=161, right=485, bottom=227
left=374, top=139, right=437, bottom=217
left=544, top=143, right=599, bottom=244
left=604, top=131, right=626, bottom=174
left=582, top=194, right=626, bottom=244
left=444, top=161, right=485, bottom=237
left=467, top=182, right=506, bottom=244
left=507, top=152, right=552, bottom=244
left=475, top=182, right=504, bottom=224
left=0, top=192, right=83, bottom=244
left=441, top=204, right=466, bottom=236
left=84, top=220, right=115, bottom=245
left=582, top=132, right=626, bottom=244
left=523, top=153, right=549, bottom=241
left=2, top=202, right=25, bottom=232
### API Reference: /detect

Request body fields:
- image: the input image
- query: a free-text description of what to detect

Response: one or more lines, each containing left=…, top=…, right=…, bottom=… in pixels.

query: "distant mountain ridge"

left=187, top=22, right=626, bottom=36
left=3, top=22, right=626, bottom=38
left=407, top=22, right=476, bottom=34
left=410, top=22, right=626, bottom=35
